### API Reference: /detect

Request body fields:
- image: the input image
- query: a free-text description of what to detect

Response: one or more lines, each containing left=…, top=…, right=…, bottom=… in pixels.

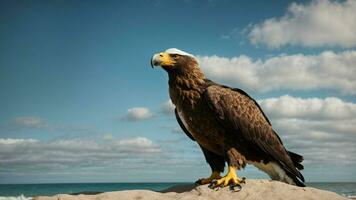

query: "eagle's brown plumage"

left=151, top=48, right=305, bottom=188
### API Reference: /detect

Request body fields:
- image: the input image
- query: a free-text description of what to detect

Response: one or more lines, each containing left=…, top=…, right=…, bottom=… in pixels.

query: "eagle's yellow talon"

left=213, top=166, right=244, bottom=188
left=195, top=171, right=221, bottom=185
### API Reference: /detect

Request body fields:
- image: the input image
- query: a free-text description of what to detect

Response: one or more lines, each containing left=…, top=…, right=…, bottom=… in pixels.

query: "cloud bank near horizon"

left=2, top=95, right=355, bottom=181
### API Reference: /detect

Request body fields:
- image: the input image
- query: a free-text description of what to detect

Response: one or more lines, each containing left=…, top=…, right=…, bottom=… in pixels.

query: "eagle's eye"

left=171, top=54, right=180, bottom=60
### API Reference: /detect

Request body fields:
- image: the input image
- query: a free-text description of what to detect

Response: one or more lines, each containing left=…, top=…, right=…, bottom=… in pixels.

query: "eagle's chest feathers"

left=169, top=79, right=225, bottom=154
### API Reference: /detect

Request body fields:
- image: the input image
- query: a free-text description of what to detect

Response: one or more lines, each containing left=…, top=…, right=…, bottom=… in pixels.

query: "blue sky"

left=1, top=0, right=356, bottom=184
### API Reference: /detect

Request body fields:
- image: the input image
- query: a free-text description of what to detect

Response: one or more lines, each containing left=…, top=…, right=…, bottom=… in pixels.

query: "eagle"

left=151, top=48, right=305, bottom=190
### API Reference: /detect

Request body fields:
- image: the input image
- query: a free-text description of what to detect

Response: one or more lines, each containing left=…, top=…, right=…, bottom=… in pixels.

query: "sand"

left=34, top=179, right=348, bottom=200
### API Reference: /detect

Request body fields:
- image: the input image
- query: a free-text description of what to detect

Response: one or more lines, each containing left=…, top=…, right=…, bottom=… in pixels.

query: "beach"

left=1, top=180, right=355, bottom=200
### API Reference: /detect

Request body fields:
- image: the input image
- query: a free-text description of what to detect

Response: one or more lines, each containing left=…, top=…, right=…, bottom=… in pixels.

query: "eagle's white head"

left=164, top=48, right=195, bottom=58
left=150, top=48, right=196, bottom=68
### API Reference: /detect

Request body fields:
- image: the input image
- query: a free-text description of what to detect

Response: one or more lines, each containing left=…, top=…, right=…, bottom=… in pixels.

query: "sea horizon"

left=1, top=181, right=355, bottom=199
left=2, top=180, right=356, bottom=185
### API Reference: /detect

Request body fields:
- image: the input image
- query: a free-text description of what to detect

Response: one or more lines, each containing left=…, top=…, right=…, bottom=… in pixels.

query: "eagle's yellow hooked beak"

left=150, top=52, right=176, bottom=68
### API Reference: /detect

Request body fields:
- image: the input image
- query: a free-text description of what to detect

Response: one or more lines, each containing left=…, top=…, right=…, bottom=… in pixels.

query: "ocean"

left=0, top=182, right=355, bottom=200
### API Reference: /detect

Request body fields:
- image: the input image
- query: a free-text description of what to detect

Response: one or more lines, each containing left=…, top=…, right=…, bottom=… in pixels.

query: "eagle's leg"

left=195, top=145, right=225, bottom=185
left=209, top=148, right=246, bottom=191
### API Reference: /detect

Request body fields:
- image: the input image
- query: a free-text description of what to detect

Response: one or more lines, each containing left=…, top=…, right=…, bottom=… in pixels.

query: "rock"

left=34, top=179, right=348, bottom=200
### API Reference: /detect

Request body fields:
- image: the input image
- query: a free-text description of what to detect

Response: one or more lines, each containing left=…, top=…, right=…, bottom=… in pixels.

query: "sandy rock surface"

left=34, top=179, right=348, bottom=200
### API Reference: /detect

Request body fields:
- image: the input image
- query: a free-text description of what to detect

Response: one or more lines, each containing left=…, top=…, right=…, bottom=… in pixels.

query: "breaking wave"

left=0, top=195, right=32, bottom=200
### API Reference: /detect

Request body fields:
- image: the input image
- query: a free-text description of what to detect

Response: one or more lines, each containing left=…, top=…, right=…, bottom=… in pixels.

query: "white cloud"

left=0, top=136, right=210, bottom=183
left=258, top=95, right=356, bottom=120
left=0, top=138, right=38, bottom=145
left=122, top=107, right=155, bottom=121
left=14, top=116, right=47, bottom=129
left=0, top=137, right=161, bottom=171
left=160, top=100, right=175, bottom=115
left=0, top=116, right=104, bottom=136
left=257, top=95, right=356, bottom=166
left=197, top=50, right=356, bottom=94
left=248, top=0, right=356, bottom=48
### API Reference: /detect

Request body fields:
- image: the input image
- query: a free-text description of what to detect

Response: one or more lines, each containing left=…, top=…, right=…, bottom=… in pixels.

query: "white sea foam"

left=0, top=195, right=32, bottom=200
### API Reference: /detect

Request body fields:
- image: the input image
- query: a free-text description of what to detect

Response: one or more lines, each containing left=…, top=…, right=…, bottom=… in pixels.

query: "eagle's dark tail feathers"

left=286, top=170, right=305, bottom=187
left=288, top=151, right=304, bottom=170
left=287, top=151, right=305, bottom=187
